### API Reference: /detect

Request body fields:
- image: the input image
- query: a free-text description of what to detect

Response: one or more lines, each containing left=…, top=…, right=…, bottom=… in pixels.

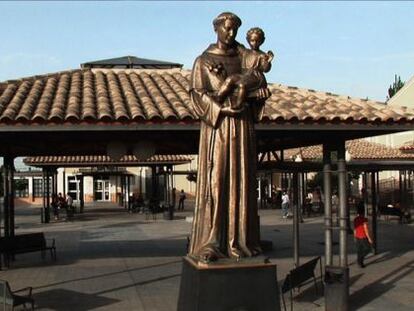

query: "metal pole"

left=399, top=171, right=403, bottom=205
left=63, top=170, right=66, bottom=197
left=31, top=176, right=35, bottom=202
left=298, top=172, right=304, bottom=223
left=3, top=157, right=10, bottom=237
left=371, top=172, right=377, bottom=254
left=337, top=142, right=348, bottom=267
left=363, top=172, right=368, bottom=218
left=323, top=145, right=333, bottom=266
left=7, top=157, right=15, bottom=237
left=45, top=169, right=50, bottom=223
left=292, top=172, right=299, bottom=267
left=41, top=168, right=46, bottom=223
left=80, top=176, right=84, bottom=213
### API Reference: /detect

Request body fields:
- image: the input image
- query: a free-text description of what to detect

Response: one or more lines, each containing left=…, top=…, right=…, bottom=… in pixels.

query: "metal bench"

left=280, top=256, right=323, bottom=311
left=0, top=233, right=56, bottom=269
left=0, top=279, right=34, bottom=310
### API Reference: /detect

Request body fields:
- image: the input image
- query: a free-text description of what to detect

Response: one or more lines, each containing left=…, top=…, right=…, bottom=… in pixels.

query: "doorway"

left=94, top=177, right=110, bottom=201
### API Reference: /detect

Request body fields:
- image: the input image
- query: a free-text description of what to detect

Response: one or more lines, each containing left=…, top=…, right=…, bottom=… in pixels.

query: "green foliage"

left=388, top=74, right=405, bottom=100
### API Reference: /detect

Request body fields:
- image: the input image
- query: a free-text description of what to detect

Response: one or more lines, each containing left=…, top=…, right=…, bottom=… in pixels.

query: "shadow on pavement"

left=33, top=288, right=120, bottom=311
left=349, top=259, right=414, bottom=310
left=33, top=259, right=182, bottom=291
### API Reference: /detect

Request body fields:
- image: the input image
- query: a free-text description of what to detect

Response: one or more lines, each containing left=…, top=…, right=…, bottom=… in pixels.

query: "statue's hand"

left=221, top=106, right=244, bottom=117
left=267, top=51, right=275, bottom=63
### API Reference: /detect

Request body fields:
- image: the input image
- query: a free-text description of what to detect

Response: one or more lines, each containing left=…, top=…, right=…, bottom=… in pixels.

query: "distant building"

left=366, top=74, right=414, bottom=178
left=15, top=155, right=194, bottom=206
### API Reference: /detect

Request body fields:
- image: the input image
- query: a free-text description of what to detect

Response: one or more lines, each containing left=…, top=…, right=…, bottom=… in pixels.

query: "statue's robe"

left=189, top=43, right=264, bottom=260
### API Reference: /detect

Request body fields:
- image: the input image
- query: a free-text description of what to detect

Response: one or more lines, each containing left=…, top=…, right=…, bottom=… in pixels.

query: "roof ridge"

left=0, top=69, right=86, bottom=86
left=269, top=82, right=386, bottom=105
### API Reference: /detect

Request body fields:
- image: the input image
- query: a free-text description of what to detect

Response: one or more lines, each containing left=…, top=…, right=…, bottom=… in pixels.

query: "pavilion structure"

left=22, top=154, right=192, bottom=223
left=259, top=138, right=414, bottom=270
left=1, top=56, right=414, bottom=308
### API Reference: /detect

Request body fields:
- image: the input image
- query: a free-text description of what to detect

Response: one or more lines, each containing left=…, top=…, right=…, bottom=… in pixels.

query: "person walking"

left=66, top=193, right=74, bottom=218
left=178, top=190, right=186, bottom=211
left=354, top=201, right=373, bottom=268
left=52, top=194, right=59, bottom=220
left=281, top=191, right=290, bottom=219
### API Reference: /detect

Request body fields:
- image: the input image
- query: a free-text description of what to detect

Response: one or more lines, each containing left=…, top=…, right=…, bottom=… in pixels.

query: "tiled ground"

left=1, top=202, right=413, bottom=311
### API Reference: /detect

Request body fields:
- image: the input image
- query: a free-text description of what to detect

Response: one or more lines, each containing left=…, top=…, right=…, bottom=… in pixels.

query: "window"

left=14, top=179, right=29, bottom=198
left=33, top=178, right=52, bottom=198
left=67, top=176, right=80, bottom=200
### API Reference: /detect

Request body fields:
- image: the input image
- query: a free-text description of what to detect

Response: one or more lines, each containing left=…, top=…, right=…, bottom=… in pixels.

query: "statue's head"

left=246, top=27, right=265, bottom=50
left=213, top=12, right=242, bottom=47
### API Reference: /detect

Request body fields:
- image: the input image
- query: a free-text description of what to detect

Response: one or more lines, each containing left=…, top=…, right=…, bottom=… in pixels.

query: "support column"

left=79, top=176, right=84, bottom=213
left=45, top=168, right=51, bottom=223
left=323, top=145, right=333, bottom=266
left=62, top=170, right=66, bottom=197
left=7, top=157, right=15, bottom=237
left=152, top=166, right=157, bottom=200
left=292, top=172, right=299, bottom=267
left=53, top=168, right=58, bottom=195
left=337, top=142, right=348, bottom=267
left=41, top=168, right=46, bottom=223
left=362, top=172, right=368, bottom=217
left=127, top=175, right=131, bottom=210
left=325, top=141, right=349, bottom=311
left=371, top=172, right=378, bottom=254
left=31, top=176, right=35, bottom=202
left=399, top=171, right=403, bottom=205
left=3, top=156, right=11, bottom=237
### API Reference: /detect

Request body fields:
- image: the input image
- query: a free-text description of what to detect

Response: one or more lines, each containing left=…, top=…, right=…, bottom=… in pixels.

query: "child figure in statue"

left=216, top=27, right=274, bottom=107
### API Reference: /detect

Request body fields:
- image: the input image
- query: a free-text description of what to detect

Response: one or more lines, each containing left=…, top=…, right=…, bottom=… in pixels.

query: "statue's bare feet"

left=229, top=247, right=244, bottom=260
left=199, top=247, right=219, bottom=263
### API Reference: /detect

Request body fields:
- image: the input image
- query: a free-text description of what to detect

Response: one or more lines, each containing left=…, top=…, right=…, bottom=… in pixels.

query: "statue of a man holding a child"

left=189, top=12, right=274, bottom=263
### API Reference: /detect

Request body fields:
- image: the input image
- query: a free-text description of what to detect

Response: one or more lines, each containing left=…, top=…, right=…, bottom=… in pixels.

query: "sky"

left=1, top=1, right=413, bottom=169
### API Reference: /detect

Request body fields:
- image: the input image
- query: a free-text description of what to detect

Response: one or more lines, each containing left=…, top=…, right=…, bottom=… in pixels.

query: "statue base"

left=177, top=256, right=281, bottom=311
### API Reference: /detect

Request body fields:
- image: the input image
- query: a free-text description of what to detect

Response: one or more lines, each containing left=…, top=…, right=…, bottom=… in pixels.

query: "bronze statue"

left=189, top=12, right=273, bottom=263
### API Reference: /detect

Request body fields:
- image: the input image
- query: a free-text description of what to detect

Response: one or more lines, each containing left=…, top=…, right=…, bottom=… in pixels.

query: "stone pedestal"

left=177, top=256, right=281, bottom=311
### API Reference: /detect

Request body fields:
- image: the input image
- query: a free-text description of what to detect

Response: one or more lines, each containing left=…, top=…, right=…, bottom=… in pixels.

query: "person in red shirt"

left=354, top=201, right=373, bottom=268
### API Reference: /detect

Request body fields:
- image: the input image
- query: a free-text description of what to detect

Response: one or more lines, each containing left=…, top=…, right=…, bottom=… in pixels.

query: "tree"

left=387, top=74, right=405, bottom=100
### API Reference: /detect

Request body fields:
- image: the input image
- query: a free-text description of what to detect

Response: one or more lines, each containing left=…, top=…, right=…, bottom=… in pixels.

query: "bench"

left=378, top=206, right=411, bottom=224
left=0, top=279, right=34, bottom=310
left=0, top=233, right=56, bottom=268
left=280, top=256, right=323, bottom=311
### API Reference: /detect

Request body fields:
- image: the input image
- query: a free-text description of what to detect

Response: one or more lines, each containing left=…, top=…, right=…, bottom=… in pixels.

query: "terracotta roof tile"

left=276, top=139, right=414, bottom=161
left=399, top=140, right=414, bottom=152
left=24, top=154, right=193, bottom=166
left=1, top=68, right=414, bottom=125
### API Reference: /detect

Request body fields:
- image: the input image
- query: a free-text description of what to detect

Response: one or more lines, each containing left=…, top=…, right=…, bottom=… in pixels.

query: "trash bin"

left=324, top=265, right=349, bottom=311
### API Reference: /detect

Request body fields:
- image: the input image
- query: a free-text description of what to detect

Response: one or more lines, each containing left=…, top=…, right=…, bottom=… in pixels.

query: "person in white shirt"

left=281, top=191, right=290, bottom=218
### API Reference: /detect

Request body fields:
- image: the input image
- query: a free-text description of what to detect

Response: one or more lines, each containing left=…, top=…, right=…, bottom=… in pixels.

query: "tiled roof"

left=1, top=68, right=414, bottom=125
left=399, top=140, right=414, bottom=152
left=24, top=154, right=193, bottom=166
left=277, top=139, right=414, bottom=161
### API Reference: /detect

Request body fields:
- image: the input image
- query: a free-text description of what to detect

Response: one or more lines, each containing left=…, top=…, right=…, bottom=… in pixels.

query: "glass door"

left=67, top=176, right=79, bottom=201
left=94, top=177, right=110, bottom=201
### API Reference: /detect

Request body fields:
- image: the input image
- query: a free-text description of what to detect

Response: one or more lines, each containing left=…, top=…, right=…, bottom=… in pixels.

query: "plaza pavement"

left=1, top=201, right=413, bottom=311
